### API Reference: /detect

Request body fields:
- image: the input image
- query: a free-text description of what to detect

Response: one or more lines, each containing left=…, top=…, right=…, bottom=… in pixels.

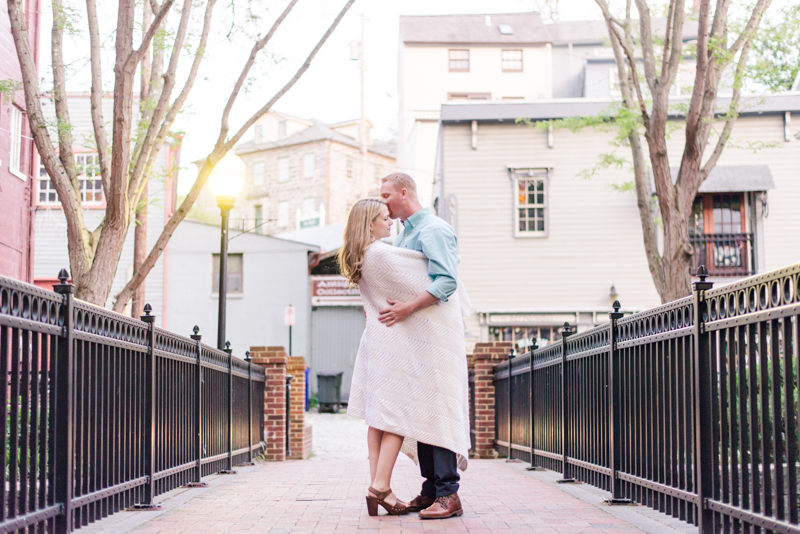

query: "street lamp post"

left=209, top=153, right=245, bottom=350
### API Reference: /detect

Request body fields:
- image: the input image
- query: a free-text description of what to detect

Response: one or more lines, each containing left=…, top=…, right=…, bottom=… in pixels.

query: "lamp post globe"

left=209, top=152, right=245, bottom=350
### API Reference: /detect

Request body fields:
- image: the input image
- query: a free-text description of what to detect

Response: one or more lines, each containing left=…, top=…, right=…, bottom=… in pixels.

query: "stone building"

left=232, top=110, right=396, bottom=236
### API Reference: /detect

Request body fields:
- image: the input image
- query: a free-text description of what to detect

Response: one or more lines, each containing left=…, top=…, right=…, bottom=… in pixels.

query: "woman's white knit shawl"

left=347, top=241, right=472, bottom=471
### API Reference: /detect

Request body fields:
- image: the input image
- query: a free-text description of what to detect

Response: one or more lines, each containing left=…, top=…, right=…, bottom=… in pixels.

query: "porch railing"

left=493, top=262, right=800, bottom=533
left=690, top=232, right=754, bottom=277
left=1, top=271, right=266, bottom=533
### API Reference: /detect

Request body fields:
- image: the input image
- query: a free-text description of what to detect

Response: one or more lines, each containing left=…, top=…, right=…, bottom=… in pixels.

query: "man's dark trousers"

left=418, top=442, right=459, bottom=497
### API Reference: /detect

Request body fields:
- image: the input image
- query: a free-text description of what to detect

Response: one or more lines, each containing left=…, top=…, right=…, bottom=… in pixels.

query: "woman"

left=338, top=198, right=471, bottom=517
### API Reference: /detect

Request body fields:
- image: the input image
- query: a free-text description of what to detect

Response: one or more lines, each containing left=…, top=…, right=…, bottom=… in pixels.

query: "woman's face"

left=370, top=205, right=393, bottom=239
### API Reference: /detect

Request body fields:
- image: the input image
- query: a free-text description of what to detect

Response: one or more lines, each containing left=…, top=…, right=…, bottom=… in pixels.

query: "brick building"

left=0, top=0, right=41, bottom=282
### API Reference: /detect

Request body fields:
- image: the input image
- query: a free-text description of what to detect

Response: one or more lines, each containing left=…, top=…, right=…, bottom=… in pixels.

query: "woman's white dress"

left=346, top=241, right=472, bottom=471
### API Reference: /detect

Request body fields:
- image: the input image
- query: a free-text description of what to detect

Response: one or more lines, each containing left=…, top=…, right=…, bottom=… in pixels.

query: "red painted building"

left=0, top=0, right=40, bottom=282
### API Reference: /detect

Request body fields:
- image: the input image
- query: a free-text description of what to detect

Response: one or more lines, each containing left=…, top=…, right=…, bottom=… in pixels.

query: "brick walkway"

left=82, top=455, right=694, bottom=534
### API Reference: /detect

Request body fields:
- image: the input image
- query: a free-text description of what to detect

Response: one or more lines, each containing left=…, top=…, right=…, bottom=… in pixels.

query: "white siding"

left=444, top=113, right=800, bottom=337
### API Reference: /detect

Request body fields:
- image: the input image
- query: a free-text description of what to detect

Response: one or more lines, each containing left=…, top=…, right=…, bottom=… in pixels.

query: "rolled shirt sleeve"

left=419, top=227, right=459, bottom=302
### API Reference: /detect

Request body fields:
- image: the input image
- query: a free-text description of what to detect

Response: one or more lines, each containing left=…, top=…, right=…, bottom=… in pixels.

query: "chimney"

left=485, top=15, right=491, bottom=26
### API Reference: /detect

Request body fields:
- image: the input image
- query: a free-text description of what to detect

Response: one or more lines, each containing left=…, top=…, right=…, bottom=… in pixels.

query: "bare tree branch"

left=130, top=0, right=175, bottom=66
left=51, top=0, right=78, bottom=184
left=727, top=0, right=771, bottom=57
left=128, top=0, right=193, bottom=200
left=218, top=0, right=300, bottom=143
left=86, top=0, right=111, bottom=192
left=633, top=0, right=658, bottom=92
left=112, top=0, right=357, bottom=311
left=133, top=0, right=217, bottom=207
left=661, top=0, right=686, bottom=92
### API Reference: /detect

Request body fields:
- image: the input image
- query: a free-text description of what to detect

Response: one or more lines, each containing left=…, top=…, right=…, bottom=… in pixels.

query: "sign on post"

left=284, top=306, right=295, bottom=326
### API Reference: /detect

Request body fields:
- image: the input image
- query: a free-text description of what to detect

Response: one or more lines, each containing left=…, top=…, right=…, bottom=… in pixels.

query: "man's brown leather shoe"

left=407, top=494, right=435, bottom=512
left=419, top=493, right=463, bottom=519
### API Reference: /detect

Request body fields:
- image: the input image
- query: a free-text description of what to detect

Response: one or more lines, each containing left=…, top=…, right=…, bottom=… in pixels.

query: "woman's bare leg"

left=367, top=427, right=383, bottom=485
left=369, top=431, right=404, bottom=506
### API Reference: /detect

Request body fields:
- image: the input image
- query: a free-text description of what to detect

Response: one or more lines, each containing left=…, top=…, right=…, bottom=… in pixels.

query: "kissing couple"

left=339, top=173, right=472, bottom=520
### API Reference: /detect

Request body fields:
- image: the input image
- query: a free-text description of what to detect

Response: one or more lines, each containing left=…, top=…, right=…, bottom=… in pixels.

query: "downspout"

left=433, top=117, right=444, bottom=217
left=26, top=0, right=42, bottom=283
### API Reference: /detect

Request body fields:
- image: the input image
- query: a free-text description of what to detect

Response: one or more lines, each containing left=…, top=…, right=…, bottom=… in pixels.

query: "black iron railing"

left=690, top=233, right=754, bottom=276
left=493, top=263, right=800, bottom=533
left=0, top=271, right=265, bottom=533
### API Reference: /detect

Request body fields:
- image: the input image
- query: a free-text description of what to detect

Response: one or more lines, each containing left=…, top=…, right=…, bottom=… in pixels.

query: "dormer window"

left=498, top=24, right=513, bottom=35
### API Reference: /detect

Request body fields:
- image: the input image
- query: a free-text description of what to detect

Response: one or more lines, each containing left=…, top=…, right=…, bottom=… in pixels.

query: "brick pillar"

left=471, top=341, right=513, bottom=459
left=250, top=346, right=287, bottom=461
left=287, top=356, right=312, bottom=460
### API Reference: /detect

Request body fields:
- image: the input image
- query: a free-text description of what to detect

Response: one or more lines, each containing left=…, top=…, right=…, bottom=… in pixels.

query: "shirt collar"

left=404, top=207, right=430, bottom=229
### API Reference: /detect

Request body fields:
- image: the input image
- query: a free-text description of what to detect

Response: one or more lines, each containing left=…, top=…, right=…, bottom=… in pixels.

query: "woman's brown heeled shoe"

left=365, top=486, right=411, bottom=516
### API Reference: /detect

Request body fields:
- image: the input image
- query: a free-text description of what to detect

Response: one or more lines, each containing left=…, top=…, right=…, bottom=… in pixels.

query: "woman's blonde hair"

left=338, top=198, right=387, bottom=285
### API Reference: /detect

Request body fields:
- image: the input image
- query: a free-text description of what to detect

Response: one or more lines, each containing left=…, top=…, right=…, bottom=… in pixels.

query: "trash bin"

left=304, top=368, right=309, bottom=411
left=316, top=372, right=343, bottom=413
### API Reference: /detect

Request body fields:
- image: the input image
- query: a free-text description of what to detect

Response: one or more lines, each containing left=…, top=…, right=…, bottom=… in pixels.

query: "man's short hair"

left=381, top=172, right=418, bottom=199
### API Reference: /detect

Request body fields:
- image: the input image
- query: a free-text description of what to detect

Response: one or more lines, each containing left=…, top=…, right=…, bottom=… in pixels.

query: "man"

left=378, top=172, right=464, bottom=520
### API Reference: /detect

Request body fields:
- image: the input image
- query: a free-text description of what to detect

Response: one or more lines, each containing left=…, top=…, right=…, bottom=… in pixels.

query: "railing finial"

left=562, top=322, right=573, bottom=336
left=696, top=264, right=709, bottom=282
left=193, top=325, right=199, bottom=336
left=612, top=300, right=621, bottom=313
left=244, top=351, right=251, bottom=362
left=57, top=268, right=69, bottom=284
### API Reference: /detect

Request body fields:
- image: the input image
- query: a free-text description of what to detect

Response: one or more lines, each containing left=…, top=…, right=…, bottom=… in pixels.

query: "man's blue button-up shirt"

left=393, top=207, right=458, bottom=302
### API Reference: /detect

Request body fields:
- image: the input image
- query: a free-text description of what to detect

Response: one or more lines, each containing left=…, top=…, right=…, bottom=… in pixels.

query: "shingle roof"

left=439, top=94, right=800, bottom=122
left=547, top=19, right=698, bottom=46
left=234, top=120, right=395, bottom=159
left=648, top=166, right=776, bottom=193
left=400, top=12, right=552, bottom=45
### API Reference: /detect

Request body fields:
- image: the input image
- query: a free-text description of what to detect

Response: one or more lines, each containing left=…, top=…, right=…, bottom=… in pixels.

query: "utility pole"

left=359, top=13, right=369, bottom=197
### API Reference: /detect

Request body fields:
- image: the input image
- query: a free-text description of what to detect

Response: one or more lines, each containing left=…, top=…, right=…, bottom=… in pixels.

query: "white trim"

left=8, top=106, right=23, bottom=179
left=10, top=168, right=27, bottom=181
left=511, top=167, right=549, bottom=238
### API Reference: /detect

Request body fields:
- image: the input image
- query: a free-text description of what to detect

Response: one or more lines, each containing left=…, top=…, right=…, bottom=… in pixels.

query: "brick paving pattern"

left=85, top=457, right=669, bottom=533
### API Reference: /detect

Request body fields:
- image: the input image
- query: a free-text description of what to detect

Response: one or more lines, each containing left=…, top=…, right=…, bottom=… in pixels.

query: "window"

left=346, top=157, right=354, bottom=179
left=513, top=168, right=548, bottom=237
left=38, top=161, right=58, bottom=203
left=76, top=154, right=103, bottom=203
left=253, top=161, right=265, bottom=185
left=489, top=325, right=561, bottom=352
left=9, top=106, right=23, bottom=178
left=254, top=204, right=263, bottom=234
left=254, top=125, right=263, bottom=144
left=278, top=201, right=290, bottom=227
left=278, top=157, right=290, bottom=182
left=303, top=198, right=315, bottom=216
left=609, top=67, right=622, bottom=96
left=303, top=153, right=315, bottom=178
left=278, top=120, right=287, bottom=140
left=448, top=49, right=469, bottom=72
left=447, top=92, right=491, bottom=101
left=373, top=164, right=382, bottom=182
left=212, top=253, right=243, bottom=293
left=689, top=193, right=751, bottom=275
left=502, top=49, right=523, bottom=72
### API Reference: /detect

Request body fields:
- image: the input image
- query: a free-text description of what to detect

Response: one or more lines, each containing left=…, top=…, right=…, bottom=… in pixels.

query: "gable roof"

left=400, top=12, right=552, bottom=45
left=547, top=18, right=699, bottom=46
left=234, top=120, right=395, bottom=159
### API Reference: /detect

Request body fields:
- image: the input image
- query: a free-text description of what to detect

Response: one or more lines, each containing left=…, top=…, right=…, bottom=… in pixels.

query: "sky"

left=42, top=0, right=603, bottom=194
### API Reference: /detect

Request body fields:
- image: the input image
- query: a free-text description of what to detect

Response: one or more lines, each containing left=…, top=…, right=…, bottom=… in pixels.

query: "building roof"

left=648, top=166, right=776, bottom=193
left=274, top=223, right=345, bottom=253
left=234, top=119, right=396, bottom=159
left=400, top=12, right=552, bottom=45
left=439, top=93, right=800, bottom=122
left=547, top=19, right=698, bottom=46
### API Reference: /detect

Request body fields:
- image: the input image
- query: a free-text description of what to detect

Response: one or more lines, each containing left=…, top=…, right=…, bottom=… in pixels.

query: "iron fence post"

left=185, top=326, right=208, bottom=488
left=506, top=348, right=515, bottom=460
left=53, top=269, right=75, bottom=534
left=133, top=304, right=160, bottom=510
left=526, top=341, right=544, bottom=471
left=605, top=301, right=631, bottom=504
left=693, top=266, right=714, bottom=532
left=236, top=352, right=256, bottom=467
left=220, top=342, right=237, bottom=474
left=558, top=322, right=575, bottom=483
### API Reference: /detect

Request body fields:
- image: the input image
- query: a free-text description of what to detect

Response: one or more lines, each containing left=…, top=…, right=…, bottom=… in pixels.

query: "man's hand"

left=378, top=299, right=411, bottom=327
left=378, top=291, right=439, bottom=327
